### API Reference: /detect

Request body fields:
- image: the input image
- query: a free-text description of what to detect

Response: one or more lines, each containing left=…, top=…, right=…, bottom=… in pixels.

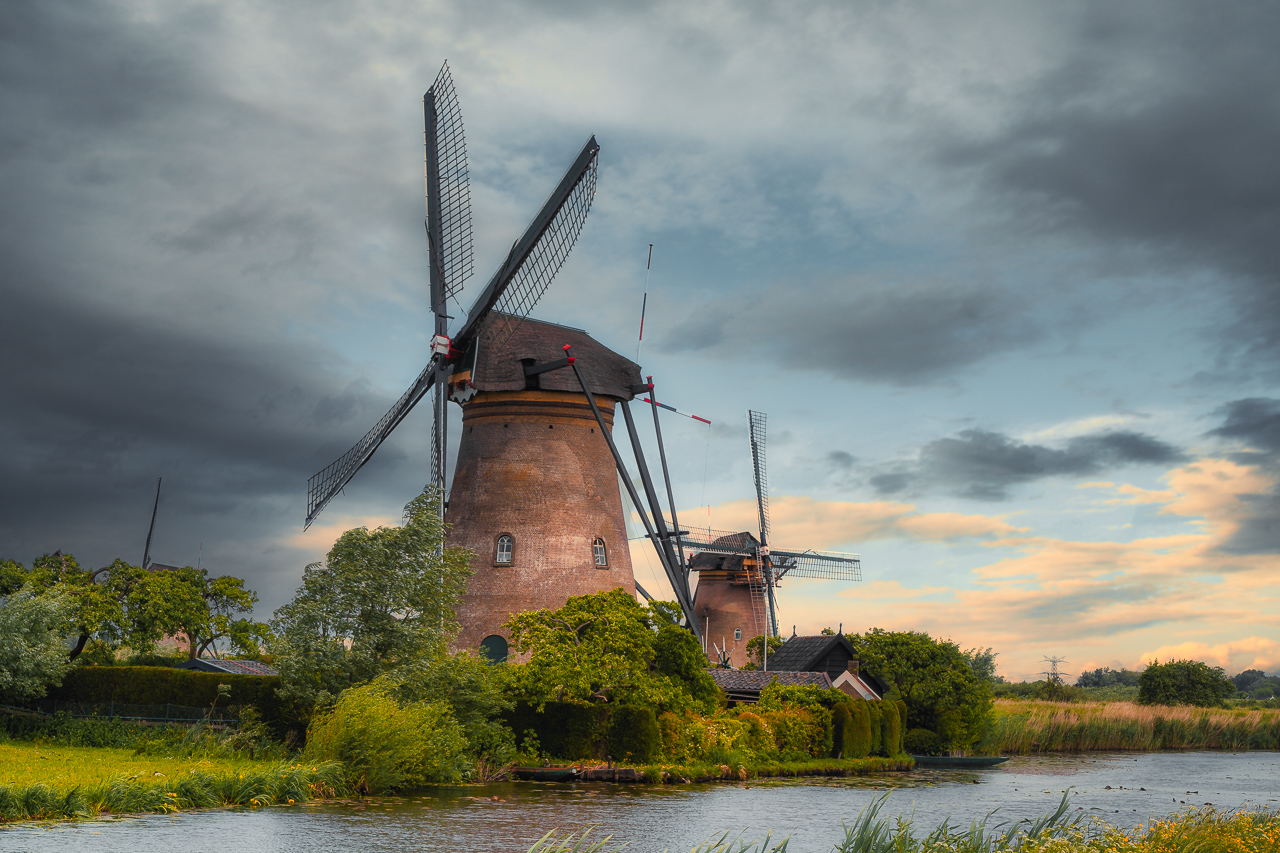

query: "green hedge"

left=45, top=666, right=301, bottom=736
left=503, top=701, right=609, bottom=761
left=607, top=706, right=661, bottom=763
left=830, top=702, right=855, bottom=758
left=880, top=698, right=902, bottom=756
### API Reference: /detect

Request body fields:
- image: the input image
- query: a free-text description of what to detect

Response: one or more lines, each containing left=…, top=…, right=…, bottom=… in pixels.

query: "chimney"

left=846, top=659, right=859, bottom=677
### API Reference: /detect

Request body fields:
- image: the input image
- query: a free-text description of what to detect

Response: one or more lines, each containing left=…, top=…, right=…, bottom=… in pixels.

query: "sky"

left=3, top=1, right=1278, bottom=681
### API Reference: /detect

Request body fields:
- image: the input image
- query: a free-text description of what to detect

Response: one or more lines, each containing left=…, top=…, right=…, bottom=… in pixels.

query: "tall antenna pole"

left=636, top=243, right=652, bottom=362
left=142, top=477, right=161, bottom=570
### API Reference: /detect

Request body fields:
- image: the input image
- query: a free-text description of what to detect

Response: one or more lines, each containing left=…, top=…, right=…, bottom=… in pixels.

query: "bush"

left=830, top=702, right=854, bottom=758
left=904, top=727, right=941, bottom=755
left=847, top=699, right=872, bottom=758
left=606, top=705, right=661, bottom=763
left=1139, top=659, right=1236, bottom=707
left=880, top=698, right=902, bottom=756
left=503, top=701, right=608, bottom=761
left=303, top=679, right=468, bottom=792
left=867, top=701, right=883, bottom=756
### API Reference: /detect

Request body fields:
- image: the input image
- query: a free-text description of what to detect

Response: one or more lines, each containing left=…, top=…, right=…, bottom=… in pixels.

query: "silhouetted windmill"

left=682, top=410, right=862, bottom=665
left=304, top=62, right=600, bottom=529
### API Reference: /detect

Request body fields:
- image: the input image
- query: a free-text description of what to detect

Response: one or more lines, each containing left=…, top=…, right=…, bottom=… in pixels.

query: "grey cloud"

left=938, top=3, right=1280, bottom=369
left=663, top=278, right=1038, bottom=386
left=873, top=428, right=1184, bottom=501
left=1208, top=398, right=1280, bottom=455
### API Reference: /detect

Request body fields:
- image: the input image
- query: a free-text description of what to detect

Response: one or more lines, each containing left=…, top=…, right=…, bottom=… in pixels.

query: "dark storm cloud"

left=939, top=3, right=1280, bottom=369
left=870, top=428, right=1184, bottom=501
left=663, top=279, right=1037, bottom=386
left=1208, top=398, right=1280, bottom=555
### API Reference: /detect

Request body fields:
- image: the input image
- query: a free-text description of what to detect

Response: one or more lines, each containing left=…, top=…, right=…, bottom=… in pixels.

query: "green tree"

left=0, top=587, right=74, bottom=702
left=270, top=487, right=473, bottom=712
left=505, top=589, right=712, bottom=712
left=125, top=566, right=261, bottom=659
left=846, top=628, right=994, bottom=752
left=964, top=646, right=1003, bottom=685
left=743, top=633, right=785, bottom=670
left=1138, top=659, right=1236, bottom=707
left=390, top=651, right=515, bottom=763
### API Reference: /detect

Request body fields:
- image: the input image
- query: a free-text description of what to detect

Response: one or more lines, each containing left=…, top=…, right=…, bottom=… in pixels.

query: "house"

left=175, top=658, right=279, bottom=676
left=712, top=633, right=887, bottom=704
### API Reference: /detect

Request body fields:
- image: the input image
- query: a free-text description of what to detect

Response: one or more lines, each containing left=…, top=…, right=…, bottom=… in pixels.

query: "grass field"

left=987, top=698, right=1280, bottom=753
left=0, top=741, right=265, bottom=789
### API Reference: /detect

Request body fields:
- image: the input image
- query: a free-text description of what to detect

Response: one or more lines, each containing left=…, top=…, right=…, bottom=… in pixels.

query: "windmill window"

left=495, top=534, right=513, bottom=565
left=592, top=537, right=608, bottom=568
left=734, top=628, right=742, bottom=641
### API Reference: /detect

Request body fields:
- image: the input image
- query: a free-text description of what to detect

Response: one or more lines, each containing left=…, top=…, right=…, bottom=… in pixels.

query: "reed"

left=527, top=797, right=1280, bottom=852
left=0, top=760, right=349, bottom=822
left=986, top=698, right=1280, bottom=753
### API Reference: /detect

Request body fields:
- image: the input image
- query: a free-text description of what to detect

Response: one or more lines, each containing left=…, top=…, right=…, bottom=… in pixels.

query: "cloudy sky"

left=3, top=1, right=1278, bottom=680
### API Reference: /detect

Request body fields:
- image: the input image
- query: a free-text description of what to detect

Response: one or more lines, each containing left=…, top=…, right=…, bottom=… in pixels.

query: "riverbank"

left=632, top=755, right=913, bottom=784
left=0, top=741, right=346, bottom=823
left=987, top=698, right=1280, bottom=753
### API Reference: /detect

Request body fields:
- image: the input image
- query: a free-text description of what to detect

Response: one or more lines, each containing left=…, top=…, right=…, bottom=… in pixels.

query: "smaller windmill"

left=683, top=410, right=861, bottom=665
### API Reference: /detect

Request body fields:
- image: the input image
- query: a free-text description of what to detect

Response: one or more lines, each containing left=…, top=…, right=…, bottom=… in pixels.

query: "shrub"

left=830, top=702, right=854, bottom=758
left=848, top=699, right=872, bottom=758
left=503, top=701, right=608, bottom=761
left=867, top=701, right=883, bottom=756
left=904, top=727, right=941, bottom=755
left=880, top=698, right=902, bottom=756
left=607, top=706, right=661, bottom=763
left=303, top=679, right=468, bottom=792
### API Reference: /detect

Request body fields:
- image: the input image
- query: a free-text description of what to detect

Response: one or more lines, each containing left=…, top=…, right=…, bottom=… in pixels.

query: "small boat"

left=510, top=766, right=581, bottom=782
left=911, top=755, right=1010, bottom=768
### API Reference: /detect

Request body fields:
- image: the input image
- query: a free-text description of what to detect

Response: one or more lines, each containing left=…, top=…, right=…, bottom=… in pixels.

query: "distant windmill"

left=304, top=62, right=600, bottom=529
left=682, top=410, right=862, bottom=666
left=142, top=477, right=161, bottom=570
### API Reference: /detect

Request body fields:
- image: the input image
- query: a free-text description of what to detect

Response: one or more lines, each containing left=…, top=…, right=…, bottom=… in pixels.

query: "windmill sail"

left=678, top=527, right=861, bottom=582
left=424, top=61, right=474, bottom=305
left=304, top=105, right=600, bottom=529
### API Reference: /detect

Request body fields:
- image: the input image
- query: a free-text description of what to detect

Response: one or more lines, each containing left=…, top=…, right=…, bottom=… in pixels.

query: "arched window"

left=495, top=534, right=513, bottom=564
left=479, top=635, right=508, bottom=664
left=592, top=537, right=608, bottom=567
left=734, top=628, right=742, bottom=641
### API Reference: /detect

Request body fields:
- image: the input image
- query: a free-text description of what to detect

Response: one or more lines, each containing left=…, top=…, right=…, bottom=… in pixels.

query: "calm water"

left=4, top=752, right=1278, bottom=853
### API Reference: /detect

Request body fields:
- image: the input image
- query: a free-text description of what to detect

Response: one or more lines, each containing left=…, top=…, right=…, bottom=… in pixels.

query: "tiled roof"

left=709, top=669, right=833, bottom=692
left=179, top=658, right=278, bottom=676
left=765, top=634, right=856, bottom=671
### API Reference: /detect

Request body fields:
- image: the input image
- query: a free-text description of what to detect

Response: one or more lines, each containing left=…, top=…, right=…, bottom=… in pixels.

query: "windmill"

left=682, top=410, right=862, bottom=667
left=304, top=62, right=600, bottom=530
left=306, top=64, right=687, bottom=661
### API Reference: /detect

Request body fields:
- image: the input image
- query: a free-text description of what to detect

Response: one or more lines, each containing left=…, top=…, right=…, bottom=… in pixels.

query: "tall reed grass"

left=0, top=761, right=348, bottom=822
left=528, top=795, right=1280, bottom=852
left=986, top=699, right=1280, bottom=753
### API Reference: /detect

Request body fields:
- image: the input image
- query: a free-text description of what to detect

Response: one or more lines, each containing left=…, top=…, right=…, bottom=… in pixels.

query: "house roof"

left=765, top=634, right=857, bottom=672
left=709, top=669, right=833, bottom=702
left=176, top=658, right=278, bottom=676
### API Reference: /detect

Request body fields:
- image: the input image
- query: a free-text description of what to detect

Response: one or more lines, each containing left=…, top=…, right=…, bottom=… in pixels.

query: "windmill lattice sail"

left=679, top=526, right=861, bottom=583
left=424, top=61, right=474, bottom=303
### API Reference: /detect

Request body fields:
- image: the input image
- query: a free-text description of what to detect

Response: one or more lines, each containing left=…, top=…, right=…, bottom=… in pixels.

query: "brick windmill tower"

left=684, top=411, right=862, bottom=667
left=305, top=64, right=661, bottom=660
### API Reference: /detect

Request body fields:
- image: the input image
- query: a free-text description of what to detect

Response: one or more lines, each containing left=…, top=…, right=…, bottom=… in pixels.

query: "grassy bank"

left=531, top=796, right=1280, bottom=852
left=635, top=755, right=912, bottom=784
left=987, top=698, right=1280, bottom=753
left=0, top=740, right=347, bottom=823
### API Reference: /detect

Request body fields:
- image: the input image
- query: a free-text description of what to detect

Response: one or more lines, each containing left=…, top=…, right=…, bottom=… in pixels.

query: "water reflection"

left=5, top=752, right=1278, bottom=853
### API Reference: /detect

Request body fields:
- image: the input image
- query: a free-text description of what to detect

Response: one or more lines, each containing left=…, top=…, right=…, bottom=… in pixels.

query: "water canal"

left=5, top=752, right=1278, bottom=852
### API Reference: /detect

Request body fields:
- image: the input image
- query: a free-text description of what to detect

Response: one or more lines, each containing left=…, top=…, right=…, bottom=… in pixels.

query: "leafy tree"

left=1138, top=659, right=1236, bottom=707
left=126, top=566, right=261, bottom=659
left=0, top=587, right=74, bottom=702
left=846, top=628, right=993, bottom=752
left=1077, top=667, right=1142, bottom=688
left=505, top=589, right=715, bottom=712
left=743, top=633, right=785, bottom=670
left=390, top=652, right=515, bottom=763
left=270, top=487, right=472, bottom=712
left=653, top=621, right=721, bottom=711
left=964, top=647, right=1003, bottom=685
